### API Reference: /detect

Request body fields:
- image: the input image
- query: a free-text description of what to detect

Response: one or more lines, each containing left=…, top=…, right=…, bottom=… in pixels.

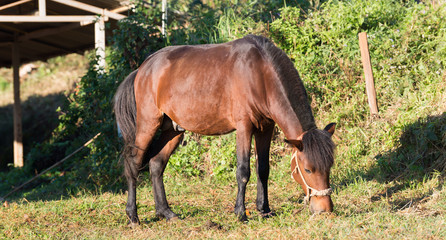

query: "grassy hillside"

left=1, top=0, right=445, bottom=239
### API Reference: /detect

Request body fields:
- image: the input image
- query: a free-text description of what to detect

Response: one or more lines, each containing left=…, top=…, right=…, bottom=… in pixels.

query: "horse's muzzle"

left=309, top=195, right=333, bottom=214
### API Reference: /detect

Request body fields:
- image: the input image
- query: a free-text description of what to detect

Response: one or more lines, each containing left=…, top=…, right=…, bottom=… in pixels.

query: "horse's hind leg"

left=146, top=126, right=184, bottom=220
left=125, top=113, right=163, bottom=226
left=254, top=124, right=274, bottom=217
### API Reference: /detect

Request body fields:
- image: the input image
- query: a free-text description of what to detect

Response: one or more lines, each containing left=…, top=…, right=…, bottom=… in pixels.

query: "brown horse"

left=114, top=35, right=336, bottom=225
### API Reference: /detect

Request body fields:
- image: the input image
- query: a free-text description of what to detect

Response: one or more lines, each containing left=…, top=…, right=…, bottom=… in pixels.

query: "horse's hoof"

left=167, top=216, right=180, bottom=222
left=128, top=221, right=140, bottom=229
left=237, top=213, right=248, bottom=222
left=261, top=211, right=276, bottom=218
left=157, top=209, right=178, bottom=221
left=234, top=208, right=249, bottom=222
left=126, top=215, right=140, bottom=228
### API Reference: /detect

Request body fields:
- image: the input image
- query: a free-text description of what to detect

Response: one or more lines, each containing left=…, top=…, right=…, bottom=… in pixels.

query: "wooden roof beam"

left=111, top=5, right=130, bottom=13
left=31, top=38, right=78, bottom=54
left=0, top=0, right=32, bottom=12
left=0, top=23, right=27, bottom=34
left=50, top=0, right=126, bottom=20
left=0, top=15, right=98, bottom=23
left=18, top=21, right=93, bottom=42
left=0, top=22, right=93, bottom=45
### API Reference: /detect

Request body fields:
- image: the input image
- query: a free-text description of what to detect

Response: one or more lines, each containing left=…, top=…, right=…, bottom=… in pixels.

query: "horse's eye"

left=304, top=169, right=312, bottom=174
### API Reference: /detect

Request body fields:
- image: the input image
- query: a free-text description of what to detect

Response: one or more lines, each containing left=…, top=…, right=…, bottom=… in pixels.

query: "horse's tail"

left=114, top=70, right=138, bottom=145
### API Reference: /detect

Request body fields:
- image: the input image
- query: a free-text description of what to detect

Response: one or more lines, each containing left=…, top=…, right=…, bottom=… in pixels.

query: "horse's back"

left=134, top=38, right=272, bottom=135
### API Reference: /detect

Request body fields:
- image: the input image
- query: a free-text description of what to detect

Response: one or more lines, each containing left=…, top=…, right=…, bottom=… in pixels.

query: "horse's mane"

left=244, top=34, right=316, bottom=131
left=243, top=35, right=334, bottom=172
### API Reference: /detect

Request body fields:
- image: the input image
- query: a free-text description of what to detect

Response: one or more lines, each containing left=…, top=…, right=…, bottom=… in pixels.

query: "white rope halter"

left=291, top=151, right=333, bottom=204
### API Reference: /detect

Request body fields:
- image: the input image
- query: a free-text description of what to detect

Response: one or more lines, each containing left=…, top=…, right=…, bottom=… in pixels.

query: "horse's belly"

left=182, top=121, right=235, bottom=136
left=164, top=108, right=236, bottom=135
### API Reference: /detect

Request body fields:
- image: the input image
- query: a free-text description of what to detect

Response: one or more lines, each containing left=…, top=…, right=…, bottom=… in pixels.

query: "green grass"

left=1, top=163, right=445, bottom=239
left=1, top=0, right=446, bottom=239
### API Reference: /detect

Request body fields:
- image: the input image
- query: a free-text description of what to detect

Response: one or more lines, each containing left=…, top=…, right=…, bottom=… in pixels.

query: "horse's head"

left=286, top=123, right=336, bottom=214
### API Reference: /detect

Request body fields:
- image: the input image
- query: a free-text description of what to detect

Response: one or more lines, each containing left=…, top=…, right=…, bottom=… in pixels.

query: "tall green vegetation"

left=269, top=0, right=446, bottom=185
left=1, top=0, right=444, bottom=205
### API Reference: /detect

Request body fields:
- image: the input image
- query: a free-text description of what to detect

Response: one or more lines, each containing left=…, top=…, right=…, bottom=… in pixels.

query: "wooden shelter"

left=0, top=0, right=130, bottom=167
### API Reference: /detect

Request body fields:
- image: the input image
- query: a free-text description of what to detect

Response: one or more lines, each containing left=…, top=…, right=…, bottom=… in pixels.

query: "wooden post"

left=358, top=32, right=379, bottom=116
left=38, top=0, right=46, bottom=16
left=12, top=40, right=23, bottom=167
left=162, top=0, right=167, bottom=37
left=94, top=16, right=106, bottom=71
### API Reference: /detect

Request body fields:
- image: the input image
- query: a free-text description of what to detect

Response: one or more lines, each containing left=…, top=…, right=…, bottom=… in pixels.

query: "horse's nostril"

left=309, top=197, right=333, bottom=214
left=311, top=208, right=325, bottom=215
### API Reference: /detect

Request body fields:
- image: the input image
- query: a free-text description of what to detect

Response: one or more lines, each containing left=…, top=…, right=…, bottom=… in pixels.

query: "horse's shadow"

left=340, top=112, right=446, bottom=210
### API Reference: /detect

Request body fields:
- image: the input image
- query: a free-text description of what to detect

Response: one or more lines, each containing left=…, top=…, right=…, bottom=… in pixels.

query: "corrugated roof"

left=0, top=0, right=130, bottom=67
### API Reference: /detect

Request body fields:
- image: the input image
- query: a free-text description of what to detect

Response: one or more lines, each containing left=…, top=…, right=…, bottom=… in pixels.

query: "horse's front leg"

left=254, top=124, right=274, bottom=216
left=234, top=124, right=254, bottom=221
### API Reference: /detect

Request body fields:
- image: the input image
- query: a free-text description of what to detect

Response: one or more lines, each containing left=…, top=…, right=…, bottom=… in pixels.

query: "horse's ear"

left=285, top=139, right=304, bottom=152
left=324, top=122, right=336, bottom=136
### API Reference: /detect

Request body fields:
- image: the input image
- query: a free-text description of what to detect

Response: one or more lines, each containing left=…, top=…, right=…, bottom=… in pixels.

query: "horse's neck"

left=267, top=79, right=315, bottom=140
left=268, top=98, right=303, bottom=140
